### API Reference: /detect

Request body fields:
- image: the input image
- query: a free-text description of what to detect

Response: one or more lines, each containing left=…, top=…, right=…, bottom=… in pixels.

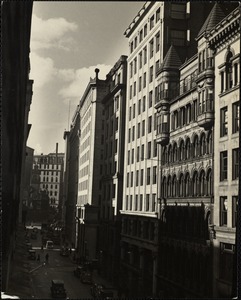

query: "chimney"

left=95, top=68, right=100, bottom=80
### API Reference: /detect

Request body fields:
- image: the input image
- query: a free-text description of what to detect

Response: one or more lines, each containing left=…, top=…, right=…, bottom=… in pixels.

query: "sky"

left=28, top=1, right=144, bottom=155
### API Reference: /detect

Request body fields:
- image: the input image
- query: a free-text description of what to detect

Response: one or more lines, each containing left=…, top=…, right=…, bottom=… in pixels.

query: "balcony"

left=197, top=99, right=214, bottom=129
left=156, top=123, right=169, bottom=145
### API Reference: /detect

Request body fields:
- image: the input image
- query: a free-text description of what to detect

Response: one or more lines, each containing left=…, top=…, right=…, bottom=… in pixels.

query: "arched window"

left=200, top=170, right=206, bottom=196
left=207, top=131, right=212, bottom=154
left=173, top=143, right=177, bottom=162
left=179, top=140, right=185, bottom=160
left=167, top=176, right=172, bottom=197
left=200, top=134, right=206, bottom=156
left=225, top=49, right=233, bottom=90
left=193, top=171, right=198, bottom=196
left=162, top=146, right=167, bottom=164
left=206, top=169, right=213, bottom=196
left=186, top=138, right=191, bottom=160
left=193, top=135, right=199, bottom=158
left=185, top=173, right=190, bottom=197
left=172, top=175, right=177, bottom=197
left=179, top=173, right=184, bottom=197
left=168, top=145, right=172, bottom=163
left=162, top=177, right=167, bottom=198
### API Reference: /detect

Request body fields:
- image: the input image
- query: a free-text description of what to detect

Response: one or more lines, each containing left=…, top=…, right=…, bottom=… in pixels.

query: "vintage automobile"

left=90, top=283, right=114, bottom=299
left=73, top=265, right=85, bottom=278
left=28, top=249, right=36, bottom=260
left=50, top=279, right=67, bottom=298
left=60, top=247, right=69, bottom=257
left=80, top=270, right=92, bottom=284
left=46, top=240, right=54, bottom=249
left=25, top=242, right=32, bottom=250
left=31, top=232, right=37, bottom=239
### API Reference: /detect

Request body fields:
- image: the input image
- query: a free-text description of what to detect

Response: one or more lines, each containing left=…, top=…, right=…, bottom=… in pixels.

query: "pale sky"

left=28, top=1, right=144, bottom=154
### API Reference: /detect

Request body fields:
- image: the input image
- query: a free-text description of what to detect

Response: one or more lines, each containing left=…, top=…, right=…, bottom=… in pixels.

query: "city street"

left=28, top=231, right=93, bottom=299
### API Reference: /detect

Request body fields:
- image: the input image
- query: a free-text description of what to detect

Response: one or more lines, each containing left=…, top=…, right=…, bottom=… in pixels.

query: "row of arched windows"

left=162, top=169, right=213, bottom=198
left=162, top=132, right=212, bottom=164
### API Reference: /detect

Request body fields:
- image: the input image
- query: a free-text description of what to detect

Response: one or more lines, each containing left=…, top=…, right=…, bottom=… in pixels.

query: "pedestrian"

left=37, top=254, right=40, bottom=262
left=41, top=244, right=44, bottom=251
left=45, top=253, right=49, bottom=263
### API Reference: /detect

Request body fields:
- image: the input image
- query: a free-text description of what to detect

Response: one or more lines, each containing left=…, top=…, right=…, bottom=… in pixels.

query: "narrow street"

left=27, top=229, right=117, bottom=299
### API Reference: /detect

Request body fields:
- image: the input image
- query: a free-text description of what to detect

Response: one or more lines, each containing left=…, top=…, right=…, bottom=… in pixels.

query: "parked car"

left=46, top=240, right=54, bottom=249
left=90, top=283, right=114, bottom=299
left=28, top=249, right=36, bottom=260
left=31, top=232, right=37, bottom=239
left=73, top=265, right=85, bottom=278
left=80, top=270, right=92, bottom=284
left=25, top=242, right=32, bottom=250
left=60, top=247, right=69, bottom=257
left=50, top=279, right=67, bottom=298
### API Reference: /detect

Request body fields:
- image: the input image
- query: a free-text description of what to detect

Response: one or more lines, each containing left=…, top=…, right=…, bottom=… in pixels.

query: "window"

left=140, top=194, right=143, bottom=211
left=137, top=123, right=140, bottom=138
left=134, top=81, right=136, bottom=96
left=148, top=116, right=152, bottom=133
left=138, top=99, right=141, bottom=115
left=153, top=166, right=157, bottom=184
left=143, top=72, right=146, bottom=88
left=130, top=62, right=133, bottom=78
left=142, top=96, right=146, bottom=112
left=127, top=150, right=130, bottom=165
left=147, top=142, right=151, bottom=159
left=220, top=107, right=228, bottom=137
left=149, top=39, right=154, bottom=58
left=131, top=149, right=134, bottom=164
left=141, top=145, right=144, bottom=161
left=156, top=8, right=160, bottom=22
left=220, top=151, right=228, bottom=181
left=232, top=148, right=239, bottom=180
left=233, top=102, right=239, bottom=133
left=170, top=29, right=186, bottom=46
left=149, top=91, right=153, bottom=107
left=156, top=33, right=160, bottom=52
left=134, top=57, right=137, bottom=74
left=136, top=170, right=139, bottom=186
left=220, top=196, right=228, bottom=226
left=132, top=126, right=135, bottom=141
left=225, top=50, right=233, bottom=90
left=147, top=168, right=151, bottom=185
left=139, top=77, right=142, bottom=92
left=144, top=24, right=147, bottom=37
left=171, top=3, right=186, bottom=19
left=130, top=195, right=133, bottom=210
left=127, top=173, right=129, bottom=187
left=144, top=47, right=147, bottom=64
left=232, top=196, right=238, bottom=227
left=139, top=29, right=143, bottom=42
left=146, top=194, right=150, bottom=211
left=141, top=169, right=144, bottom=185
left=134, top=36, right=137, bottom=48
left=139, top=52, right=142, bottom=69
left=130, top=41, right=133, bottom=53
left=150, top=15, right=154, bottom=30
left=128, top=128, right=131, bottom=143
left=137, top=146, right=140, bottom=162
left=130, top=85, right=132, bottom=99
left=133, top=104, right=136, bottom=118
left=131, top=172, right=133, bottom=187
left=153, top=140, right=157, bottom=157
left=142, top=120, right=145, bottom=136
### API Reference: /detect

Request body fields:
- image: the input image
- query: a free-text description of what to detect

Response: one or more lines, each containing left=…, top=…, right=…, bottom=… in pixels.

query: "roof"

left=197, top=3, right=226, bottom=39
left=160, top=45, right=182, bottom=71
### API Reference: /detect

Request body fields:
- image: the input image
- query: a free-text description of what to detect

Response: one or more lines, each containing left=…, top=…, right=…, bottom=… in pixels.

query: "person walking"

left=45, top=253, right=49, bottom=263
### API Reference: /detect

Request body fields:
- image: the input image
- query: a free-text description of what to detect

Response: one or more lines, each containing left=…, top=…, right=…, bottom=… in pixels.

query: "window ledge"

left=214, top=226, right=236, bottom=233
left=219, top=84, right=240, bottom=97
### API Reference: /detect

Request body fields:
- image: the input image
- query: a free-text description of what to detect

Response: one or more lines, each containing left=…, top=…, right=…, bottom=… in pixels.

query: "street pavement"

left=6, top=225, right=118, bottom=299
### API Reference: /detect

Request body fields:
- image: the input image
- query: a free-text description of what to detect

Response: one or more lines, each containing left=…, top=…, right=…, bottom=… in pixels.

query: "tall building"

left=76, top=69, right=107, bottom=262
left=63, top=105, right=80, bottom=248
left=99, top=55, right=127, bottom=284
left=120, top=2, right=215, bottom=297
left=205, top=5, right=239, bottom=298
left=2, top=0, right=33, bottom=291
left=32, top=146, right=64, bottom=209
left=155, top=2, right=239, bottom=298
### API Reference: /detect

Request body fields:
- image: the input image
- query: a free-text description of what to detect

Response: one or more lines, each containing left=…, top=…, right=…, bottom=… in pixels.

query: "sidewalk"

left=7, top=225, right=33, bottom=299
